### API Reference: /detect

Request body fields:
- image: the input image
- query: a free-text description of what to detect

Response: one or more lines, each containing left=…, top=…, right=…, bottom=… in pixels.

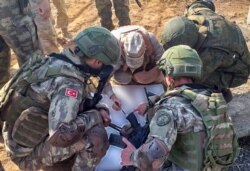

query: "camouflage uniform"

left=2, top=57, right=108, bottom=170
left=95, top=0, right=131, bottom=30
left=161, top=1, right=250, bottom=94
left=1, top=26, right=121, bottom=170
left=104, top=25, right=164, bottom=97
left=142, top=85, right=206, bottom=171
left=29, top=0, right=59, bottom=54
left=0, top=0, right=41, bottom=88
left=51, top=0, right=71, bottom=38
left=126, top=45, right=238, bottom=171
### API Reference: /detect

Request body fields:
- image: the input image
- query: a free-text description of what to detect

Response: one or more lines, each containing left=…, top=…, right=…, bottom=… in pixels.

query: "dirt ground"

left=1, top=0, right=250, bottom=170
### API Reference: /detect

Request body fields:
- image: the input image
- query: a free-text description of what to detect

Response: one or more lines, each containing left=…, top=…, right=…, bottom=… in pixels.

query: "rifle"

left=84, top=65, right=113, bottom=110
left=109, top=112, right=150, bottom=171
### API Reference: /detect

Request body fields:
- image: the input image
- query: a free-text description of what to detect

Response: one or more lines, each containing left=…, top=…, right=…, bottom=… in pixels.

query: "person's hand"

left=110, top=94, right=122, bottom=111
left=38, top=0, right=51, bottom=19
left=98, top=109, right=111, bottom=127
left=133, top=71, right=148, bottom=84
left=121, top=137, right=136, bottom=166
left=134, top=103, right=148, bottom=116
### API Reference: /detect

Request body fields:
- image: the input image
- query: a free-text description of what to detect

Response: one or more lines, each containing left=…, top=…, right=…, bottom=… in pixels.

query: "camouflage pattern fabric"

left=95, top=0, right=131, bottom=30
left=51, top=0, right=69, bottom=32
left=103, top=26, right=164, bottom=97
left=186, top=8, right=250, bottom=88
left=29, top=0, right=59, bottom=54
left=2, top=56, right=107, bottom=170
left=0, top=37, right=10, bottom=88
left=131, top=85, right=206, bottom=170
left=0, top=0, right=41, bottom=87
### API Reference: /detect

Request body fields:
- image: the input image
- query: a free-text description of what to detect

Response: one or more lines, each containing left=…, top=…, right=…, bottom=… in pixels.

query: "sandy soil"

left=1, top=0, right=250, bottom=170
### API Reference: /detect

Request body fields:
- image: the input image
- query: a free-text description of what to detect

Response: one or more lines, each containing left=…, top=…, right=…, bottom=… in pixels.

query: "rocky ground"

left=1, top=0, right=250, bottom=170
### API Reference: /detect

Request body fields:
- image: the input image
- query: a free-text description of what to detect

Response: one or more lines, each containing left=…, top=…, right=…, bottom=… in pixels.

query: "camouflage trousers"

left=0, top=0, right=41, bottom=87
left=11, top=125, right=109, bottom=171
left=0, top=37, right=10, bottom=88
left=52, top=0, right=69, bottom=31
left=29, top=0, right=59, bottom=55
left=95, top=0, right=131, bottom=30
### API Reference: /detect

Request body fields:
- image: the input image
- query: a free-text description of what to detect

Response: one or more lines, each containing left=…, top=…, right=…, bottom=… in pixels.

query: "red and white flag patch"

left=65, top=88, right=78, bottom=98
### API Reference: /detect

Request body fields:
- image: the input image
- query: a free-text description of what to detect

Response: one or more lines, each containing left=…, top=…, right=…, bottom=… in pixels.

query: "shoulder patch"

left=156, top=111, right=171, bottom=126
left=65, top=88, right=78, bottom=98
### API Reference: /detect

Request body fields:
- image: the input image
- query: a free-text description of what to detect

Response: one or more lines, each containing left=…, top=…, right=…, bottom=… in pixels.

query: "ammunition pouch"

left=1, top=90, right=39, bottom=125
left=12, top=106, right=48, bottom=148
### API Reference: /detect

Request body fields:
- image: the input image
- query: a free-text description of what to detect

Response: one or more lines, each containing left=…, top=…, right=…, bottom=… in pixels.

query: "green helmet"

left=73, top=26, right=121, bottom=65
left=187, top=0, right=215, bottom=12
left=161, top=16, right=199, bottom=50
left=157, top=45, right=202, bottom=79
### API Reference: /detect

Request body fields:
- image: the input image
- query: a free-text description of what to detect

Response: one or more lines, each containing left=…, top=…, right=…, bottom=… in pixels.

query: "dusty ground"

left=1, top=0, right=250, bottom=170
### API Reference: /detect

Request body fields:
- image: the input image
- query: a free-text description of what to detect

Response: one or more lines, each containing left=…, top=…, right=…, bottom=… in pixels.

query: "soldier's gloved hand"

left=38, top=0, right=51, bottom=19
left=98, top=109, right=111, bottom=127
left=110, top=94, right=122, bottom=111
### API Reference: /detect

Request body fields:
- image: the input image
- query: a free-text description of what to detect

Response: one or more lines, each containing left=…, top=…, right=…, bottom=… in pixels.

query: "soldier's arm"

left=46, top=77, right=102, bottom=147
left=132, top=33, right=164, bottom=84
left=133, top=66, right=163, bottom=84
left=129, top=107, right=178, bottom=170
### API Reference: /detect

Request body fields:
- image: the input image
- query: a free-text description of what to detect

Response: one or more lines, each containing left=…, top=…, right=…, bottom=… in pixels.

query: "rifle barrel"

left=109, top=123, right=122, bottom=132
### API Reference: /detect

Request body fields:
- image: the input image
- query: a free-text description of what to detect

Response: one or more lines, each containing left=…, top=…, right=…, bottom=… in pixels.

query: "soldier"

left=104, top=25, right=164, bottom=111
left=0, top=26, right=121, bottom=170
left=52, top=0, right=72, bottom=39
left=121, top=45, right=238, bottom=171
left=161, top=0, right=250, bottom=102
left=0, top=0, right=41, bottom=88
left=29, top=0, right=59, bottom=54
left=95, top=0, right=131, bottom=30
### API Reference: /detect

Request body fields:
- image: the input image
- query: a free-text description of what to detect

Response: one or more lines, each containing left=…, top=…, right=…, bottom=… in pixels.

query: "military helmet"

left=157, top=45, right=202, bottom=79
left=187, top=0, right=215, bottom=12
left=161, top=16, right=199, bottom=50
left=73, top=26, right=121, bottom=65
left=123, top=31, right=146, bottom=69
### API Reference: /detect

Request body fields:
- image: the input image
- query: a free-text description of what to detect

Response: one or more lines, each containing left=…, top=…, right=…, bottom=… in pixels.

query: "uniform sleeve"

left=47, top=77, right=85, bottom=135
left=148, top=32, right=165, bottom=61
left=130, top=104, right=184, bottom=169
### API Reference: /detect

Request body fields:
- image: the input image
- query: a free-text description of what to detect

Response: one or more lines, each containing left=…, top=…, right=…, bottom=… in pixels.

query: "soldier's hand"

left=121, top=137, right=136, bottom=166
left=110, top=94, right=122, bottom=111
left=98, top=109, right=111, bottom=127
left=38, top=0, right=51, bottom=19
left=134, top=103, right=148, bottom=116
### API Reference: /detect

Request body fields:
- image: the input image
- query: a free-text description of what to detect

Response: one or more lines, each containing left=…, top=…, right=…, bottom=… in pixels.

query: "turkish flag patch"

left=65, top=88, right=78, bottom=98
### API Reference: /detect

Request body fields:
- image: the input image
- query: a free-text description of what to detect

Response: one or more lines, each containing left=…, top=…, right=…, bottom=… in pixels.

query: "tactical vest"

left=163, top=87, right=239, bottom=171
left=187, top=8, right=250, bottom=88
left=111, top=25, right=156, bottom=85
left=0, top=54, right=87, bottom=148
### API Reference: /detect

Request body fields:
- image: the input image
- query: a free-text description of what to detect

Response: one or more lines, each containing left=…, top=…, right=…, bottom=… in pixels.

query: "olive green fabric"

left=157, top=45, right=202, bottom=79
left=168, top=132, right=204, bottom=171
left=73, top=26, right=121, bottom=65
left=189, top=9, right=250, bottom=88
left=161, top=16, right=199, bottom=50
left=166, top=88, right=239, bottom=170
left=186, top=0, right=215, bottom=13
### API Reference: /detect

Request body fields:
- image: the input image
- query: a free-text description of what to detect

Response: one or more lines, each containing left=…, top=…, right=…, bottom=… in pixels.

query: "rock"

left=228, top=93, right=250, bottom=138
